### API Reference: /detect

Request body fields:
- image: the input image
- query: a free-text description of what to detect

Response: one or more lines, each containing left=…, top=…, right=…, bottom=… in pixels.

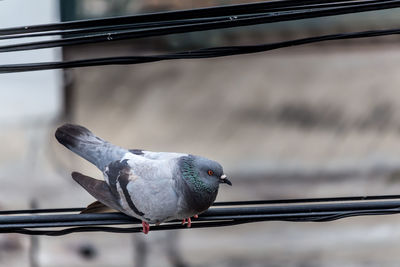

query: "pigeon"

left=55, top=123, right=231, bottom=234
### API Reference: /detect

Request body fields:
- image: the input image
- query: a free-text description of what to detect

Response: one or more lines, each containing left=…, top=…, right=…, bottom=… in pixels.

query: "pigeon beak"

left=219, top=174, right=232, bottom=186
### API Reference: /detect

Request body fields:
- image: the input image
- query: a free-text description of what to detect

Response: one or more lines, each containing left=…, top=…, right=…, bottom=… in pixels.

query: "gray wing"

left=104, top=159, right=146, bottom=218
left=71, top=172, right=123, bottom=213
left=103, top=151, right=185, bottom=223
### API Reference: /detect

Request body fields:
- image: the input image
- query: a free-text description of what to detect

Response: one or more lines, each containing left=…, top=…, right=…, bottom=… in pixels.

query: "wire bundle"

left=1, top=0, right=400, bottom=73
left=1, top=195, right=400, bottom=236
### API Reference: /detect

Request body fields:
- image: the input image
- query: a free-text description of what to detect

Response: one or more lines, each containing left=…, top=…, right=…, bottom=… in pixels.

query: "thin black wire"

left=0, top=220, right=246, bottom=236
left=0, top=0, right=369, bottom=36
left=1, top=194, right=400, bottom=215
left=8, top=208, right=400, bottom=236
left=1, top=27, right=399, bottom=73
left=1, top=198, right=400, bottom=235
left=4, top=200, right=400, bottom=222
left=0, top=0, right=383, bottom=40
left=0, top=18, right=229, bottom=40
left=0, top=207, right=84, bottom=215
left=1, top=0, right=400, bottom=53
left=213, top=194, right=400, bottom=206
left=1, top=208, right=399, bottom=236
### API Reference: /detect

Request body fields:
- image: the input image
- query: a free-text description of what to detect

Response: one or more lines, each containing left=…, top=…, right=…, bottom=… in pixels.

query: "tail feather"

left=55, top=124, right=127, bottom=170
left=81, top=201, right=119, bottom=214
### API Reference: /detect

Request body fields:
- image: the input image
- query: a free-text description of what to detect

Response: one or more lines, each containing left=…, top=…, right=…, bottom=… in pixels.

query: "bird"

left=55, top=123, right=231, bottom=234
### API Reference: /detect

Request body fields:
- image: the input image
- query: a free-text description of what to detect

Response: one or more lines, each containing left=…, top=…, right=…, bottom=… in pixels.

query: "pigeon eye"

left=207, top=170, right=214, bottom=176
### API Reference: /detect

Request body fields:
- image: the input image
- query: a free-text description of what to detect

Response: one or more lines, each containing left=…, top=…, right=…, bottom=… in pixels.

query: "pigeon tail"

left=55, top=123, right=127, bottom=170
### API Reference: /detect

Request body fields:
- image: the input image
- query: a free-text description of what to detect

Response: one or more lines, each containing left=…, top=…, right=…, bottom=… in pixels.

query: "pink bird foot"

left=181, top=215, right=198, bottom=228
left=142, top=221, right=150, bottom=234
left=181, top=218, right=192, bottom=227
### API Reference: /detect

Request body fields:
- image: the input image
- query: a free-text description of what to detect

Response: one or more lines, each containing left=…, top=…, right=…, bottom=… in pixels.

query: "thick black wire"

left=1, top=199, right=400, bottom=235
left=0, top=220, right=247, bottom=236
left=213, top=194, right=400, bottom=206
left=0, top=17, right=230, bottom=40
left=1, top=0, right=400, bottom=53
left=1, top=27, right=399, bottom=73
left=1, top=208, right=399, bottom=236
left=0, top=0, right=382, bottom=40
left=0, top=210, right=398, bottom=229
left=0, top=0, right=367, bottom=35
left=0, top=207, right=84, bottom=215
left=1, top=194, right=400, bottom=215
left=3, top=200, right=400, bottom=223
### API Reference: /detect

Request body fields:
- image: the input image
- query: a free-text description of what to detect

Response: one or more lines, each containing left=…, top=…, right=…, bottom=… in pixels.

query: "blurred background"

left=2, top=0, right=400, bottom=266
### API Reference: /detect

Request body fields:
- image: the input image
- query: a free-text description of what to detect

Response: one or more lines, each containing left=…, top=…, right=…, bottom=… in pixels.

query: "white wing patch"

left=116, top=182, right=142, bottom=219
left=123, top=151, right=187, bottom=161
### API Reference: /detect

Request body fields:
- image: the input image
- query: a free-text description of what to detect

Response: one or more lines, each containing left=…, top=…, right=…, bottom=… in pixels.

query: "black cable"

left=1, top=0, right=400, bottom=53
left=1, top=200, right=400, bottom=227
left=213, top=194, right=400, bottom=206
left=0, top=18, right=229, bottom=40
left=0, top=208, right=83, bottom=215
left=0, top=197, right=400, bottom=235
left=0, top=0, right=382, bottom=40
left=0, top=0, right=367, bottom=35
left=1, top=27, right=399, bottom=73
left=1, top=194, right=400, bottom=215
left=1, top=208, right=399, bottom=236
left=0, top=220, right=246, bottom=236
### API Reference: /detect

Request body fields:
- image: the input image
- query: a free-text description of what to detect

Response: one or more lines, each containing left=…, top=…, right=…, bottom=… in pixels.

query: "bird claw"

left=142, top=221, right=150, bottom=234
left=181, top=215, right=198, bottom=228
left=143, top=215, right=199, bottom=232
left=181, top=218, right=191, bottom=227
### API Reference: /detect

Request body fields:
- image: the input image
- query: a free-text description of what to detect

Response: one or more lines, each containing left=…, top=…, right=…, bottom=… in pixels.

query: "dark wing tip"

left=55, top=123, right=91, bottom=148
left=71, top=171, right=90, bottom=187
left=71, top=171, right=94, bottom=188
left=71, top=171, right=82, bottom=181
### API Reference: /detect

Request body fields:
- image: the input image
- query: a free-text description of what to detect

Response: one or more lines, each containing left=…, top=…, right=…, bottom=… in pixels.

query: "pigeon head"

left=179, top=155, right=231, bottom=193
left=178, top=155, right=231, bottom=213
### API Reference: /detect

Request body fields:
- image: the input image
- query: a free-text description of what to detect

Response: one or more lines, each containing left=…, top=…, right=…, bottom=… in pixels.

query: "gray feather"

left=105, top=159, right=145, bottom=217
left=71, top=172, right=122, bottom=213
left=56, top=124, right=127, bottom=170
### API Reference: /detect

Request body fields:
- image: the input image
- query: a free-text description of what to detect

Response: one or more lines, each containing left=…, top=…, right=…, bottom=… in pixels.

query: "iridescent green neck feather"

left=180, top=156, right=213, bottom=193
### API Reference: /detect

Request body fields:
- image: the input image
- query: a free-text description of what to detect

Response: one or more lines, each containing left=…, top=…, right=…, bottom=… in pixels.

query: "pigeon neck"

left=180, top=156, right=213, bottom=194
left=178, top=156, right=218, bottom=212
